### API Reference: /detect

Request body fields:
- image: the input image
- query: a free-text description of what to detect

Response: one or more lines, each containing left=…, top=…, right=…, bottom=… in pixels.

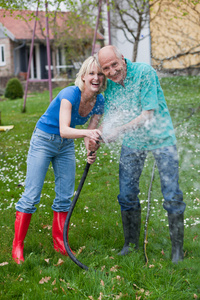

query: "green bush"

left=4, top=77, right=24, bottom=99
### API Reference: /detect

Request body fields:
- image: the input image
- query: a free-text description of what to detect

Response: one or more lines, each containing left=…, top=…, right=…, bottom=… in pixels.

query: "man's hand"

left=102, top=127, right=121, bottom=143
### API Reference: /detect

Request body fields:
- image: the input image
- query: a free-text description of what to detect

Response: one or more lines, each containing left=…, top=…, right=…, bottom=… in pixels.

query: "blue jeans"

left=118, top=145, right=186, bottom=214
left=16, top=128, right=76, bottom=213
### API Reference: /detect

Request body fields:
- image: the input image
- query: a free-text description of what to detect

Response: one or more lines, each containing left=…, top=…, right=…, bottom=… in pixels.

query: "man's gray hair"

left=95, top=45, right=123, bottom=64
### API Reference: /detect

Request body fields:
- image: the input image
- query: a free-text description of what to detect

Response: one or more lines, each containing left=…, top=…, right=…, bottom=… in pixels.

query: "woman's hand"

left=87, top=151, right=96, bottom=164
left=86, top=129, right=101, bottom=142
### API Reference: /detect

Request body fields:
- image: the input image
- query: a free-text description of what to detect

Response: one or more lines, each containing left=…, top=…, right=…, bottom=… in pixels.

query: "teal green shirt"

left=103, top=59, right=176, bottom=150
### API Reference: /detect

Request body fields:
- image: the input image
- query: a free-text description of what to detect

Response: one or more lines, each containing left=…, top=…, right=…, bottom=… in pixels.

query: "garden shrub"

left=4, top=78, right=24, bottom=100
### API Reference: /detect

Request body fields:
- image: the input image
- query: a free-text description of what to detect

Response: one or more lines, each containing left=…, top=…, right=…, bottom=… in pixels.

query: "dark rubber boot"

left=168, top=213, right=184, bottom=263
left=12, top=211, right=32, bottom=264
left=52, top=211, right=75, bottom=256
left=118, top=208, right=141, bottom=256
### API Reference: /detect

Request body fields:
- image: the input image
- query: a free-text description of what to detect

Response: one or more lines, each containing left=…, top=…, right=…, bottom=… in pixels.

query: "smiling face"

left=82, top=63, right=105, bottom=94
left=98, top=46, right=126, bottom=85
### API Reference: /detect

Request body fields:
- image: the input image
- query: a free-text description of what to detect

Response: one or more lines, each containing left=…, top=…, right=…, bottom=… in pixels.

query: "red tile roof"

left=0, top=9, right=104, bottom=41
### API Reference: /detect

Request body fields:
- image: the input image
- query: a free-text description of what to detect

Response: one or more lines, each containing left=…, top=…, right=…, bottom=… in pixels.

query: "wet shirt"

left=36, top=86, right=104, bottom=135
left=103, top=59, right=176, bottom=150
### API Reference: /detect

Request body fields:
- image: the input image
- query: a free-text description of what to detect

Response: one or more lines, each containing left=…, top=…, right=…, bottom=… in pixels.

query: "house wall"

left=110, top=25, right=151, bottom=65
left=105, top=2, right=151, bottom=64
left=150, top=0, right=200, bottom=72
left=0, top=37, right=14, bottom=76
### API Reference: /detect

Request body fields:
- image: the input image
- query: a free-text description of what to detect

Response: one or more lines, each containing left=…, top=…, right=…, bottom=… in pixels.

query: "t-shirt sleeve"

left=140, top=66, right=159, bottom=111
left=58, top=86, right=78, bottom=105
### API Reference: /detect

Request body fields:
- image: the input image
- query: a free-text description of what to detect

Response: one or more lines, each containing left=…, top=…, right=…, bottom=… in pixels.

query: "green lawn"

left=0, top=76, right=199, bottom=299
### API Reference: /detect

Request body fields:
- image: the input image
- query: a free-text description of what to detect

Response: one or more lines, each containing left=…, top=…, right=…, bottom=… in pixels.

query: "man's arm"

left=120, top=110, right=154, bottom=132
left=102, top=110, right=154, bottom=143
left=84, top=114, right=103, bottom=164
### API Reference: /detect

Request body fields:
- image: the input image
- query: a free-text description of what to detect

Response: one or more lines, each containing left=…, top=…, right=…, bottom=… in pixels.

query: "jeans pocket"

left=34, top=128, right=52, bottom=142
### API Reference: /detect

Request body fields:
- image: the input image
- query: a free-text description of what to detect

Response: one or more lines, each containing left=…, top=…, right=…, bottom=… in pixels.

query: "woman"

left=12, top=56, right=106, bottom=264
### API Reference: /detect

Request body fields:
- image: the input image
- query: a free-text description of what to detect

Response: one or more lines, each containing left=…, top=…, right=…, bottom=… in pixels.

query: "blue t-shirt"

left=103, top=59, right=176, bottom=150
left=36, top=86, right=104, bottom=135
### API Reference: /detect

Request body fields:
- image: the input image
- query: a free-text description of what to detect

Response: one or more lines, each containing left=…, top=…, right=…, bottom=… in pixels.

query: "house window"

left=0, top=45, right=6, bottom=66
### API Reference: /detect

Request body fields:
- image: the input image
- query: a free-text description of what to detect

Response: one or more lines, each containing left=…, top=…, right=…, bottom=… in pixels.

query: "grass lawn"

left=0, top=76, right=199, bottom=299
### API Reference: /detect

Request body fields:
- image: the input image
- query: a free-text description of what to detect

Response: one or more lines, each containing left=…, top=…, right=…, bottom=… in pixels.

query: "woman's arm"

left=59, top=99, right=101, bottom=140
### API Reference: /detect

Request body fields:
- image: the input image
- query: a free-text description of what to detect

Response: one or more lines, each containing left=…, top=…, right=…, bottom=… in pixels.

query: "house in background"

left=0, top=9, right=104, bottom=89
left=1, top=0, right=199, bottom=94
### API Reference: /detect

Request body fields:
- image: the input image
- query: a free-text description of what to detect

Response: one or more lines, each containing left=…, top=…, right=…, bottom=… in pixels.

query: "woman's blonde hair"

left=75, top=56, right=107, bottom=93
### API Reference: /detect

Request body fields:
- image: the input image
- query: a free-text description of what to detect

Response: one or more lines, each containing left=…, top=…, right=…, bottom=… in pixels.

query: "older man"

left=97, top=45, right=186, bottom=263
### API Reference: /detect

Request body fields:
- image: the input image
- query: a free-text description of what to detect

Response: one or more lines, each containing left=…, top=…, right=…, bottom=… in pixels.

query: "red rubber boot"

left=52, top=211, right=75, bottom=256
left=12, top=211, right=32, bottom=264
